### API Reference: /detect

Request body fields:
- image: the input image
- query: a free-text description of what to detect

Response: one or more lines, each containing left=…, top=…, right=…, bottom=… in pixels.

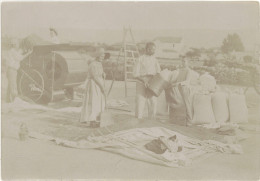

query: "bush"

left=193, top=62, right=253, bottom=86
left=102, top=61, right=125, bottom=81
left=102, top=59, right=255, bottom=86
left=203, top=59, right=217, bottom=67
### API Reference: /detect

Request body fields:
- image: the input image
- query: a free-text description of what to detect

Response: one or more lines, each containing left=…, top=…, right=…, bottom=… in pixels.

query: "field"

left=1, top=72, right=260, bottom=179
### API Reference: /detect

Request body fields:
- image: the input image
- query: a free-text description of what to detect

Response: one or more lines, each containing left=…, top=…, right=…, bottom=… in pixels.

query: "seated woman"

left=80, top=48, right=106, bottom=128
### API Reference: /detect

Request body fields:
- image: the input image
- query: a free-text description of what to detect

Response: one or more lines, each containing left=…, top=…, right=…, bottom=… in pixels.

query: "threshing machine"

left=17, top=44, right=96, bottom=104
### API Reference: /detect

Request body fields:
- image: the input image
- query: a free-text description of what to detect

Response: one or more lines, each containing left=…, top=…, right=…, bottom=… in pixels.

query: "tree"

left=221, top=33, right=245, bottom=54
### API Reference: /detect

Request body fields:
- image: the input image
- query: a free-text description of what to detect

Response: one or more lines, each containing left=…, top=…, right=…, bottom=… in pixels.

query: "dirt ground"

left=1, top=76, right=260, bottom=180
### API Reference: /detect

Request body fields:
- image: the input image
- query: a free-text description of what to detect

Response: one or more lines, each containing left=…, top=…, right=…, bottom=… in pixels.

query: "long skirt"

left=80, top=79, right=105, bottom=124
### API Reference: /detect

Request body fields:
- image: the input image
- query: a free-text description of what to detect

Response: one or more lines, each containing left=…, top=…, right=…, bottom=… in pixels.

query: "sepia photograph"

left=1, top=1, right=260, bottom=180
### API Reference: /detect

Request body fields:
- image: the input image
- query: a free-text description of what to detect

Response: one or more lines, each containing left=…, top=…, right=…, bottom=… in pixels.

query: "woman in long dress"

left=80, top=48, right=106, bottom=128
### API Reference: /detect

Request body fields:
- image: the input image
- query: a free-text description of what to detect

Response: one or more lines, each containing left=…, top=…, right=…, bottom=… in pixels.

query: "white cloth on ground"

left=29, top=127, right=243, bottom=168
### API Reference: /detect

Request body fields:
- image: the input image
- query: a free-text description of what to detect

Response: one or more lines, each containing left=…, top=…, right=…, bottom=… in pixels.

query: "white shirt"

left=7, top=48, right=23, bottom=70
left=133, top=55, right=161, bottom=77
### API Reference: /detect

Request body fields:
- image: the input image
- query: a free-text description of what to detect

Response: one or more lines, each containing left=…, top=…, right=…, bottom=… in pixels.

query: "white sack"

left=192, top=93, right=216, bottom=125
left=199, top=72, right=216, bottom=92
left=229, top=94, right=248, bottom=123
left=212, top=92, right=229, bottom=123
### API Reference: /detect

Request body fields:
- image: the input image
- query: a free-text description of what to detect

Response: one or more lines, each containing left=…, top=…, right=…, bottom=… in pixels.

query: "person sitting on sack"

left=133, top=42, right=161, bottom=120
left=80, top=47, right=106, bottom=128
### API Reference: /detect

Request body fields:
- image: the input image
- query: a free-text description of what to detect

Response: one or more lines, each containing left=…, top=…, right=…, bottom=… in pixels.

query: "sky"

left=2, top=1, right=260, bottom=49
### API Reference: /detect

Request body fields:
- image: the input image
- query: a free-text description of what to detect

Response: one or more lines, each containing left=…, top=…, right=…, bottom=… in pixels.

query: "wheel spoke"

left=20, top=69, right=44, bottom=90
left=19, top=69, right=45, bottom=102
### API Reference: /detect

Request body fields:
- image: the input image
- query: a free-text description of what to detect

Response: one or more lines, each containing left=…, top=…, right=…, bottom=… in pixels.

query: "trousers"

left=135, top=81, right=157, bottom=119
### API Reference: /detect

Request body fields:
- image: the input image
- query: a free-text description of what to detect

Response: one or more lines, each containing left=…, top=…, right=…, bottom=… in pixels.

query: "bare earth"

left=1, top=77, right=260, bottom=180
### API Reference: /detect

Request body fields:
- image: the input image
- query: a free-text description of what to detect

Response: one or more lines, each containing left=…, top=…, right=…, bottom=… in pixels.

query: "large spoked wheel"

left=18, top=69, right=45, bottom=103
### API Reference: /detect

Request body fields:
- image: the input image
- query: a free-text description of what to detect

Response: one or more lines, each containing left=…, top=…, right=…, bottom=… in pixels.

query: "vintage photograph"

left=1, top=1, right=260, bottom=179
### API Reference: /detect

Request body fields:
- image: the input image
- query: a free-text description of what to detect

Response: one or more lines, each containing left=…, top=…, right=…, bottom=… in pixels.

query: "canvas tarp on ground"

left=29, top=127, right=243, bottom=168
left=2, top=97, right=248, bottom=168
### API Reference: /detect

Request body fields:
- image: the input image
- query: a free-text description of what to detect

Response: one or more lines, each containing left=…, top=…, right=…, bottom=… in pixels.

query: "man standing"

left=165, top=57, right=194, bottom=126
left=133, top=42, right=161, bottom=120
left=6, top=39, right=30, bottom=103
left=176, top=57, right=193, bottom=123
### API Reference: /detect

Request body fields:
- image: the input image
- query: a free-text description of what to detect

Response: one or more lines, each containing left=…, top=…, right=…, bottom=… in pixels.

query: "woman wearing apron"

left=80, top=48, right=106, bottom=128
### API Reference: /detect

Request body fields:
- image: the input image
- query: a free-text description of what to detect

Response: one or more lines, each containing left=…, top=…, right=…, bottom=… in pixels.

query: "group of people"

left=79, top=42, right=162, bottom=127
left=5, top=31, right=192, bottom=128
left=80, top=42, right=193, bottom=128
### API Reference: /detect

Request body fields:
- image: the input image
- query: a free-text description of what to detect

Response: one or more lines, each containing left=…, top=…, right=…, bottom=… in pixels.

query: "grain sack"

left=192, top=93, right=216, bottom=125
left=148, top=73, right=169, bottom=97
left=166, top=68, right=194, bottom=126
left=160, top=69, right=172, bottom=82
left=166, top=85, right=186, bottom=126
left=169, top=69, right=180, bottom=84
left=229, top=94, right=248, bottom=123
left=166, top=85, right=192, bottom=126
left=157, top=90, right=169, bottom=115
left=199, top=72, right=216, bottom=92
left=212, top=92, right=229, bottom=123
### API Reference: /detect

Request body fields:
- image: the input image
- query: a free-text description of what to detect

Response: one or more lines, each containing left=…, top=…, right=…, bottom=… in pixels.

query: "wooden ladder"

left=119, top=26, right=140, bottom=97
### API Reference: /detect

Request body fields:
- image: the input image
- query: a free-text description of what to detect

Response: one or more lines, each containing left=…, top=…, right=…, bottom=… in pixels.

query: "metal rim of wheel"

left=19, top=69, right=45, bottom=103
